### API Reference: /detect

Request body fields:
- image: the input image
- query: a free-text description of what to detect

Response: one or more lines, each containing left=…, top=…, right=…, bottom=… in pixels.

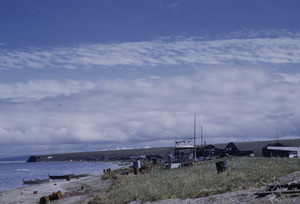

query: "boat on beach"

left=48, top=173, right=89, bottom=179
left=23, top=178, right=50, bottom=185
left=71, top=173, right=89, bottom=178
left=48, top=174, right=74, bottom=179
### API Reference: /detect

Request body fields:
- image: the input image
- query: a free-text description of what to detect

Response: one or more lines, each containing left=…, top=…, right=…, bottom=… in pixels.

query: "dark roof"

left=225, top=142, right=238, bottom=149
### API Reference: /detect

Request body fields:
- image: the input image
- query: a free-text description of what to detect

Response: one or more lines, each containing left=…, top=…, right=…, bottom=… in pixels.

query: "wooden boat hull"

left=48, top=173, right=89, bottom=179
left=71, top=173, right=89, bottom=178
left=48, top=174, right=74, bottom=179
left=23, top=178, right=50, bottom=184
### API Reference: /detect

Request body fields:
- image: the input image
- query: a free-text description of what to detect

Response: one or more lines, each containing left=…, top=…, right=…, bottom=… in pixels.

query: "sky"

left=0, top=0, right=300, bottom=158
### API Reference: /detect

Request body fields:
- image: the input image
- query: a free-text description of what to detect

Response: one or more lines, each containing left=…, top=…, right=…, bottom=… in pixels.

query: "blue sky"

left=0, top=0, right=300, bottom=157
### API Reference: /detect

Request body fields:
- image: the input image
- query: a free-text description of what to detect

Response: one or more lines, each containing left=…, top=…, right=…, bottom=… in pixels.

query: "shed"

left=262, top=143, right=289, bottom=157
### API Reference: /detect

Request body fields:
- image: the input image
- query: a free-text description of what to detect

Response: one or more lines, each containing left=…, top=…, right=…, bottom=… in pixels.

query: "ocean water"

left=0, top=161, right=120, bottom=192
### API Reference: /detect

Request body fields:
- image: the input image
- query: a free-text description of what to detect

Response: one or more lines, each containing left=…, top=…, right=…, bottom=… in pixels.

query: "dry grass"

left=89, top=157, right=300, bottom=203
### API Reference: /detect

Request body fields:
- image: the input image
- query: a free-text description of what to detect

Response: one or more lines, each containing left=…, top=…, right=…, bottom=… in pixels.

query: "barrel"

left=133, top=167, right=139, bottom=175
left=215, top=160, right=228, bottom=173
left=49, top=192, right=61, bottom=201
left=40, top=196, right=49, bottom=204
left=57, top=190, right=62, bottom=196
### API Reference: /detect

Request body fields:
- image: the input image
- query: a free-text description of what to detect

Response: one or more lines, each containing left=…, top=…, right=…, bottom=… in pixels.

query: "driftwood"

left=255, top=183, right=300, bottom=198
left=267, top=183, right=300, bottom=191
left=255, top=189, right=300, bottom=197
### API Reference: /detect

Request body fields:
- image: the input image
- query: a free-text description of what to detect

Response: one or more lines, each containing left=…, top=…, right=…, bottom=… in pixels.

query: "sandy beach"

left=0, top=173, right=112, bottom=204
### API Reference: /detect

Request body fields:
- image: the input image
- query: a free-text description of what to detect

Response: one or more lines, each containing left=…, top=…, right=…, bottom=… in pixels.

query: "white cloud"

left=0, top=67, right=299, bottom=156
left=277, top=73, right=300, bottom=83
left=1, top=36, right=300, bottom=71
left=0, top=80, right=96, bottom=101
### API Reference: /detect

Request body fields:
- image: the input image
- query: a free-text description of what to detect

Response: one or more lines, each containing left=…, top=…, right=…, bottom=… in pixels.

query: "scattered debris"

left=255, top=171, right=300, bottom=198
left=103, top=168, right=111, bottom=173
left=255, top=184, right=300, bottom=198
left=121, top=171, right=130, bottom=175
left=181, top=161, right=193, bottom=167
left=39, top=190, right=62, bottom=204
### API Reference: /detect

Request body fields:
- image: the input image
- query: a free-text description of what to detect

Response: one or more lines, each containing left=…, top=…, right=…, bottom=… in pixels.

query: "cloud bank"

left=1, top=36, right=300, bottom=70
left=0, top=80, right=95, bottom=102
left=0, top=67, right=299, bottom=156
left=1, top=33, right=300, bottom=157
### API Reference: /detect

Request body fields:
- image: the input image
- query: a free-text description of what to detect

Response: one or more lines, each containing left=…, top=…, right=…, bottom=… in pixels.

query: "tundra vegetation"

left=90, top=157, right=300, bottom=203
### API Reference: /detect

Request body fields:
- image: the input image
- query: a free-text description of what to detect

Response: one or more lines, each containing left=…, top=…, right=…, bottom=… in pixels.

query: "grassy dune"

left=90, top=157, right=300, bottom=203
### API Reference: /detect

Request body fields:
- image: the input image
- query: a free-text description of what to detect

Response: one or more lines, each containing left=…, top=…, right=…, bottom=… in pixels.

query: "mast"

left=194, top=114, right=197, bottom=161
left=201, top=125, right=203, bottom=147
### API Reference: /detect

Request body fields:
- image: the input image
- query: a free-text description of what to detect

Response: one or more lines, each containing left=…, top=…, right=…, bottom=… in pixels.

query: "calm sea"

left=0, top=161, right=120, bottom=192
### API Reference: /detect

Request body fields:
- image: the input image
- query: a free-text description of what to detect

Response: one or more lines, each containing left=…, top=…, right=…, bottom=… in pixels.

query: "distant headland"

left=27, top=138, right=300, bottom=162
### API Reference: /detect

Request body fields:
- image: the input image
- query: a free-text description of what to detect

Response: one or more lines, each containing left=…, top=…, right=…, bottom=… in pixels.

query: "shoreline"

left=0, top=161, right=129, bottom=203
left=0, top=160, right=125, bottom=193
left=0, top=173, right=112, bottom=204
